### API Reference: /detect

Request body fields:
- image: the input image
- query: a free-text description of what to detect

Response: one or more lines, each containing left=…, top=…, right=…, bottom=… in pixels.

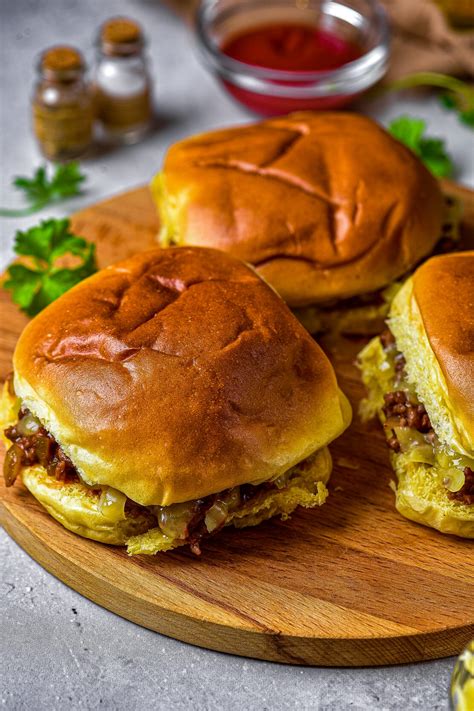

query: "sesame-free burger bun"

left=13, top=247, right=351, bottom=507
left=153, top=112, right=445, bottom=307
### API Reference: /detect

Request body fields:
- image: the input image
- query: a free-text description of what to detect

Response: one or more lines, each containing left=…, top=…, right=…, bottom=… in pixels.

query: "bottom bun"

left=392, top=455, right=474, bottom=539
left=127, top=448, right=331, bottom=555
left=13, top=445, right=331, bottom=554
left=22, top=466, right=154, bottom=545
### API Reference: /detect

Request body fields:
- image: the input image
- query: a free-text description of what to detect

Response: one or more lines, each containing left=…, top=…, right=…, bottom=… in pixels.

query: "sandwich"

left=358, top=251, right=474, bottom=537
left=152, top=111, right=460, bottom=336
left=1, top=247, right=351, bottom=555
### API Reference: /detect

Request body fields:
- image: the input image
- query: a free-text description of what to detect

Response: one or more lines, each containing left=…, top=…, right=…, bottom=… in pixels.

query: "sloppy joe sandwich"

left=152, top=111, right=460, bottom=335
left=1, top=247, right=351, bottom=554
left=358, top=251, right=474, bottom=537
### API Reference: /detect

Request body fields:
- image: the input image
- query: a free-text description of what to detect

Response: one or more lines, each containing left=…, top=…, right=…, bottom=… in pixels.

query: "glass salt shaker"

left=93, top=16, right=153, bottom=144
left=32, top=46, right=93, bottom=161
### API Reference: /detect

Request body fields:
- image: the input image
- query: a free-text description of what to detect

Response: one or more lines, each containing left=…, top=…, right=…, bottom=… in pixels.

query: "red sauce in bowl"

left=222, top=23, right=362, bottom=72
left=220, top=22, right=364, bottom=115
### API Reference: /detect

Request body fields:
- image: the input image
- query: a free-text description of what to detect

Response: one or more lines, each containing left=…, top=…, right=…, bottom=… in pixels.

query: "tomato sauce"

left=221, top=23, right=362, bottom=72
left=220, top=22, right=364, bottom=115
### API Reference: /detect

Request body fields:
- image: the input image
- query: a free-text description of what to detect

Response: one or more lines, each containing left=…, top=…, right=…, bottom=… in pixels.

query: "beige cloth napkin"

left=380, top=0, right=474, bottom=80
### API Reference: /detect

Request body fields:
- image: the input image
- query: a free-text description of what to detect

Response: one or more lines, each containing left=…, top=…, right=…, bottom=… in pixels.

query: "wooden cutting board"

left=1, top=181, right=473, bottom=667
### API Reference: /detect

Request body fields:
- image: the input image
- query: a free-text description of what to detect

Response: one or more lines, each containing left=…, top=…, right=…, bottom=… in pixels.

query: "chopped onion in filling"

left=392, top=427, right=435, bottom=465
left=99, top=487, right=127, bottom=522
left=443, top=468, right=467, bottom=493
left=155, top=501, right=197, bottom=540
left=16, top=412, right=42, bottom=436
left=204, top=501, right=228, bottom=533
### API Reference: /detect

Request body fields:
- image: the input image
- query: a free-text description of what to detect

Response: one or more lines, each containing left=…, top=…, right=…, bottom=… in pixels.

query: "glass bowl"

left=196, top=0, right=390, bottom=116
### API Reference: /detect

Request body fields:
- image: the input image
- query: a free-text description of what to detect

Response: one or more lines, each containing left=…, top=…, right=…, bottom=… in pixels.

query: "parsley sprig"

left=0, top=163, right=86, bottom=218
left=388, top=116, right=454, bottom=178
left=4, top=218, right=97, bottom=316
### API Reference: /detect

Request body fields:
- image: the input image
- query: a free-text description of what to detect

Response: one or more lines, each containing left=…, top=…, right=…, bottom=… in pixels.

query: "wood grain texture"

left=0, top=179, right=473, bottom=666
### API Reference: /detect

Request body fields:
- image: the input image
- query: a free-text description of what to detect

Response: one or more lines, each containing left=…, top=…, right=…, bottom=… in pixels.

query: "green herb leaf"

left=3, top=265, right=43, bottom=316
left=460, top=108, right=474, bottom=128
left=47, top=163, right=86, bottom=199
left=14, top=218, right=70, bottom=263
left=0, top=163, right=86, bottom=218
left=440, top=93, right=457, bottom=110
left=417, top=137, right=454, bottom=178
left=4, top=218, right=97, bottom=316
left=439, top=90, right=474, bottom=128
left=388, top=116, right=426, bottom=151
left=388, top=116, right=454, bottom=178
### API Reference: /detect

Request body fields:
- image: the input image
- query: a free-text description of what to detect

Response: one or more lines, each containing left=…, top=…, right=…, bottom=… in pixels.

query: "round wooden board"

left=1, top=182, right=474, bottom=667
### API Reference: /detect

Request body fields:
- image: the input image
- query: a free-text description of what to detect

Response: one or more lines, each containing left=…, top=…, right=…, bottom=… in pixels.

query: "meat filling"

left=4, top=409, right=78, bottom=486
left=378, top=328, right=473, bottom=506
left=383, top=391, right=433, bottom=446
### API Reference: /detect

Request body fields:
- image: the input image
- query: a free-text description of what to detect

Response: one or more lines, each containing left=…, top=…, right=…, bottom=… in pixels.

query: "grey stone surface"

left=0, top=1, right=467, bottom=709
left=0, top=528, right=454, bottom=711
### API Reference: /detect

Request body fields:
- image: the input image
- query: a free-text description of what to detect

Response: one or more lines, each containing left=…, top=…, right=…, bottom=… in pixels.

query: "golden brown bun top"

left=13, top=247, right=351, bottom=506
left=157, top=111, right=444, bottom=307
left=413, top=251, right=474, bottom=439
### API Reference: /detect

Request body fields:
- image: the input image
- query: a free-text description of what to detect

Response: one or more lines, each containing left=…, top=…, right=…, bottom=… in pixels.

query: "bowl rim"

left=195, top=0, right=390, bottom=95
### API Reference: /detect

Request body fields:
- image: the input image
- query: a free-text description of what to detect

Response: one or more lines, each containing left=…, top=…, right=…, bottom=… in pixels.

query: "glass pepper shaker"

left=32, top=46, right=93, bottom=161
left=93, top=17, right=153, bottom=144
